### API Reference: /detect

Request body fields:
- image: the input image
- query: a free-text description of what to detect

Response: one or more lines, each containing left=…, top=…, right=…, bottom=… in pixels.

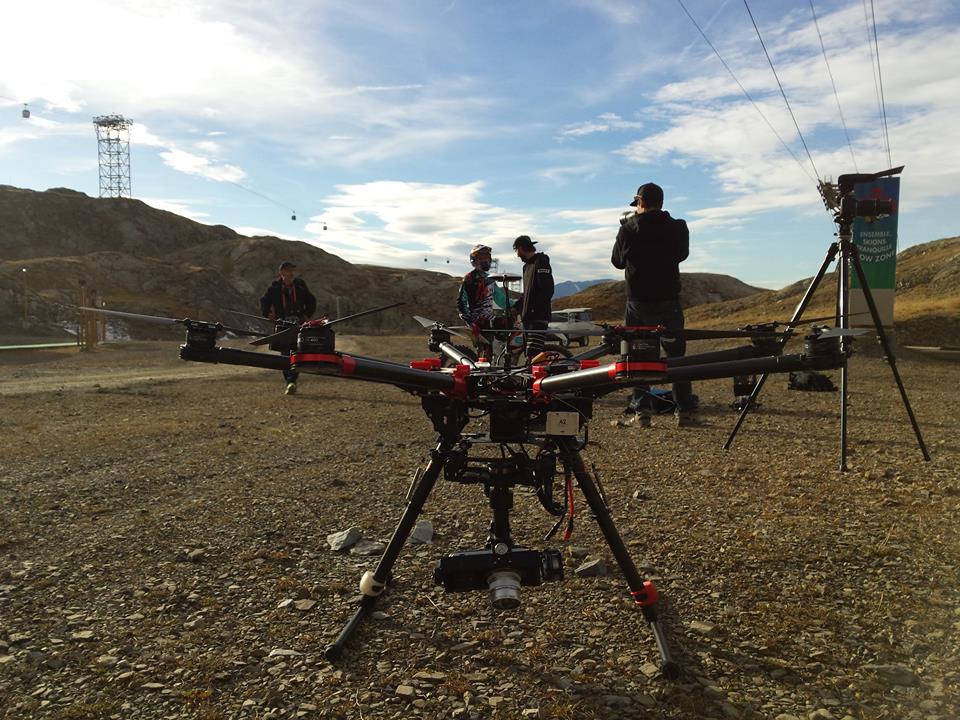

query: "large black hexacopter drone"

left=162, top=304, right=855, bottom=679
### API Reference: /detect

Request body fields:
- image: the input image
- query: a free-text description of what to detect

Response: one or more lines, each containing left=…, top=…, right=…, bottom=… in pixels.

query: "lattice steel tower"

left=93, top=114, right=133, bottom=197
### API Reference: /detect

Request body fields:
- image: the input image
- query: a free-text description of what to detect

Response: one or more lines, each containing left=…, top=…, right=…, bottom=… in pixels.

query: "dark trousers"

left=625, top=299, right=694, bottom=412
left=523, top=319, right=549, bottom=358
left=280, top=347, right=298, bottom=384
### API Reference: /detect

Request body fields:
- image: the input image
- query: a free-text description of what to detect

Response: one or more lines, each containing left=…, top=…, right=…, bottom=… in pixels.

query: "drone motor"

left=184, top=320, right=220, bottom=351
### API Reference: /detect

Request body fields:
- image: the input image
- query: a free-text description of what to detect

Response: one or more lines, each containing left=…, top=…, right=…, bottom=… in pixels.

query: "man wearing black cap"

left=260, top=261, right=317, bottom=395
left=513, top=235, right=554, bottom=360
left=612, top=183, right=696, bottom=427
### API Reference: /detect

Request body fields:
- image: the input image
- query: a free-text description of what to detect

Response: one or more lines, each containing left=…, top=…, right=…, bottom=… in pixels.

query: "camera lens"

left=487, top=570, right=522, bottom=609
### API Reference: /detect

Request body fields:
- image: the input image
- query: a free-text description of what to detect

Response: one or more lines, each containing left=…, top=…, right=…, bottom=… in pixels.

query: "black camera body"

left=839, top=195, right=894, bottom=222
left=434, top=547, right=563, bottom=595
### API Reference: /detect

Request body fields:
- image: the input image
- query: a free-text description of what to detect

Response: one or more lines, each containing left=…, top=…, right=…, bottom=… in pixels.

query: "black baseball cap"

left=629, top=182, right=664, bottom=207
left=278, top=261, right=297, bottom=271
left=512, top=235, right=537, bottom=250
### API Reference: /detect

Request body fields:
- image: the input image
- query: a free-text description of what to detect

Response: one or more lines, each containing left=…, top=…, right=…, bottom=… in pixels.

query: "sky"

left=1, top=0, right=958, bottom=288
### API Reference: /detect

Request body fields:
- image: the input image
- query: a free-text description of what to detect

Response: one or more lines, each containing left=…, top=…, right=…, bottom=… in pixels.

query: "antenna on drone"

left=93, top=114, right=133, bottom=198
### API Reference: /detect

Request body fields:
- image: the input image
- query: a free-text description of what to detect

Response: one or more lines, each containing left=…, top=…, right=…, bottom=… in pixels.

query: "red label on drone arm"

left=410, top=358, right=442, bottom=371
left=609, top=361, right=668, bottom=378
left=290, top=352, right=353, bottom=376
left=450, top=376, right=468, bottom=399
left=291, top=352, right=339, bottom=365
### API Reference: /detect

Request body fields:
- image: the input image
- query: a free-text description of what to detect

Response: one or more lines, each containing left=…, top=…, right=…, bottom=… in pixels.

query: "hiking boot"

left=284, top=382, right=298, bottom=395
left=636, top=412, right=652, bottom=428
left=675, top=410, right=700, bottom=428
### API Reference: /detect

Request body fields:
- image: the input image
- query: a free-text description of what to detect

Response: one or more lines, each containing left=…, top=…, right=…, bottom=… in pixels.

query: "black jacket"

left=516, top=252, right=554, bottom=324
left=611, top=210, right=689, bottom=302
left=260, top=277, right=317, bottom=321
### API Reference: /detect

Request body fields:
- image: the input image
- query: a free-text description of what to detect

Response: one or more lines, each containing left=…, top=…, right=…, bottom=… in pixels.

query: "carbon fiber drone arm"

left=535, top=344, right=845, bottom=398
left=180, top=343, right=291, bottom=371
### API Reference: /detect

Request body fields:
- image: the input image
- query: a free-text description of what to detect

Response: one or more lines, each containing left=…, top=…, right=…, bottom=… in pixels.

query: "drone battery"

left=545, top=411, right=580, bottom=436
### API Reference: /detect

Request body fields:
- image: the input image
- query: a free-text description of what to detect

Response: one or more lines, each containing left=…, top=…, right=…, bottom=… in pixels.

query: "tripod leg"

left=724, top=242, right=840, bottom=450
left=324, top=443, right=449, bottom=661
left=556, top=438, right=680, bottom=680
left=838, top=242, right=850, bottom=471
left=847, top=246, right=931, bottom=461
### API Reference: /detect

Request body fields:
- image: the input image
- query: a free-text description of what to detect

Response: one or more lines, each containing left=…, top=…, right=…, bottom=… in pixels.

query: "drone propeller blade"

left=76, top=306, right=185, bottom=326
left=324, top=302, right=405, bottom=327
left=76, top=305, right=263, bottom=338
left=412, top=314, right=470, bottom=340
left=223, top=309, right=296, bottom=326
left=412, top=315, right=437, bottom=328
left=249, top=325, right=299, bottom=347
left=815, top=327, right=870, bottom=339
left=480, top=326, right=605, bottom=337
left=251, top=303, right=407, bottom=347
left=665, top=328, right=785, bottom=341
left=218, top=325, right=267, bottom=338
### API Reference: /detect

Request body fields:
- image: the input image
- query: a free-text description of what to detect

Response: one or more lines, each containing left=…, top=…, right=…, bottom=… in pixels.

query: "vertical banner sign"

left=850, top=177, right=900, bottom=328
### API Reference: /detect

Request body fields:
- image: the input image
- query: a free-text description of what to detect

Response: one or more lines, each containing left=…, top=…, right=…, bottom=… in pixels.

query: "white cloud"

left=300, top=180, right=733, bottom=282
left=559, top=112, right=643, bottom=138
left=233, top=226, right=301, bottom=241
left=568, top=0, right=643, bottom=26
left=159, top=148, right=246, bottom=183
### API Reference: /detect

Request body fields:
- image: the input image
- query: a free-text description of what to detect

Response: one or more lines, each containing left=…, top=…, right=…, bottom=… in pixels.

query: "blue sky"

left=1, top=0, right=958, bottom=288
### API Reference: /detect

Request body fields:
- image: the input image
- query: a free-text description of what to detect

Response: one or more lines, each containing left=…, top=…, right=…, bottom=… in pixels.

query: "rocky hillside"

left=0, top=186, right=461, bottom=337
left=2, top=186, right=957, bottom=345
left=680, top=236, right=960, bottom=347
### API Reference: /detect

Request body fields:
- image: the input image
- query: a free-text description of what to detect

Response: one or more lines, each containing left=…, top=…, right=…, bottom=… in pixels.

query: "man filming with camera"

left=612, top=182, right=697, bottom=427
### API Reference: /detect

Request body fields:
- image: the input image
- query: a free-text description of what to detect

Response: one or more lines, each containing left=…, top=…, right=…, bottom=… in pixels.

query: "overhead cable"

left=868, top=0, right=892, bottom=165
left=224, top=178, right=297, bottom=219
left=809, top=0, right=858, bottom=173
left=743, top=0, right=821, bottom=182
left=674, top=0, right=816, bottom=184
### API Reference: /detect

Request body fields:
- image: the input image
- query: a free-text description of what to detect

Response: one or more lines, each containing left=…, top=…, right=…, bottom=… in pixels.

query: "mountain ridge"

left=1, top=185, right=957, bottom=345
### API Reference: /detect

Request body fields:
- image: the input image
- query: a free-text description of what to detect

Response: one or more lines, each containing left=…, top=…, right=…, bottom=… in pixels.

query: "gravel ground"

left=0, top=336, right=958, bottom=720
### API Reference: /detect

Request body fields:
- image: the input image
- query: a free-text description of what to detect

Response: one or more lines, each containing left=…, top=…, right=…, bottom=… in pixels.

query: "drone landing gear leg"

left=556, top=438, right=680, bottom=681
left=324, top=443, right=448, bottom=662
left=724, top=241, right=840, bottom=451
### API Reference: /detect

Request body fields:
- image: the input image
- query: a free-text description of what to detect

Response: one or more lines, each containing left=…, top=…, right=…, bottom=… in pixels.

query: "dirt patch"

left=0, top=337, right=957, bottom=719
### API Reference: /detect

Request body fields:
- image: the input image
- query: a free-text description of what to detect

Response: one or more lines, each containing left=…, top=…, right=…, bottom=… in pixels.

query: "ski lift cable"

left=674, top=0, right=817, bottom=185
left=223, top=178, right=298, bottom=219
left=861, top=0, right=888, bottom=165
left=868, top=0, right=893, bottom=166
left=742, top=0, right=821, bottom=182
left=809, top=0, right=859, bottom=173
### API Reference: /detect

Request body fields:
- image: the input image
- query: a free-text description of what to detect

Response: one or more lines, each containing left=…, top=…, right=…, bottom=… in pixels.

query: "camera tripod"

left=724, top=168, right=930, bottom=470
left=323, top=402, right=679, bottom=679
